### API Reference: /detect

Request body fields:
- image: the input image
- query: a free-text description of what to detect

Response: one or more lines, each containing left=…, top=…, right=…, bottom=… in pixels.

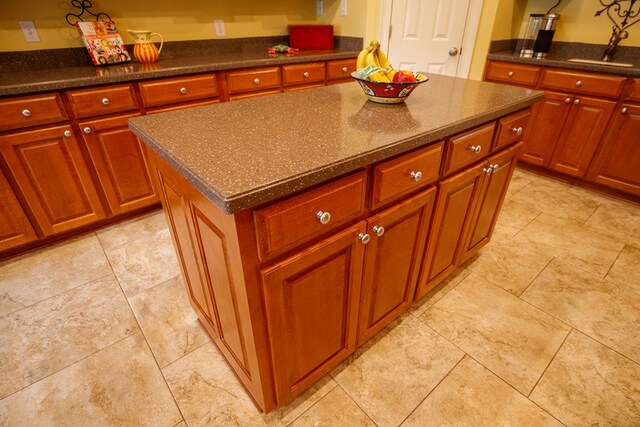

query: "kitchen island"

left=129, top=75, right=542, bottom=412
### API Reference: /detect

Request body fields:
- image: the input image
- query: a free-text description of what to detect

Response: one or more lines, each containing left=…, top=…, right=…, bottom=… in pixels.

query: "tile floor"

left=1, top=167, right=639, bottom=426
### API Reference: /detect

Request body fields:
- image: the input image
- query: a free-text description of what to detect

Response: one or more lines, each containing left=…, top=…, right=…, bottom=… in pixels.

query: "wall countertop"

left=129, top=75, right=543, bottom=214
left=0, top=48, right=358, bottom=97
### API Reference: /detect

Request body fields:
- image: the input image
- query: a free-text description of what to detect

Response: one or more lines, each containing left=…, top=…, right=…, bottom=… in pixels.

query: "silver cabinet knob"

left=341, top=66, right=348, bottom=73
left=316, top=211, right=331, bottom=225
left=491, top=163, right=499, bottom=172
left=507, top=71, right=514, bottom=77
left=63, top=130, right=72, bottom=137
left=621, top=107, right=628, bottom=114
left=372, top=226, right=385, bottom=237
left=575, top=80, right=582, bottom=87
left=83, top=127, right=91, bottom=134
left=448, top=47, right=459, bottom=57
left=101, top=98, right=110, bottom=105
left=179, top=87, right=187, bottom=94
left=358, top=233, right=371, bottom=244
left=565, top=97, right=572, bottom=104
left=482, top=167, right=493, bottom=175
left=469, top=145, right=482, bottom=154
left=253, top=78, right=260, bottom=85
left=574, top=98, right=581, bottom=105
left=303, top=71, right=310, bottom=78
left=409, top=171, right=422, bottom=182
left=21, top=109, right=31, bottom=117
left=510, top=126, right=523, bottom=135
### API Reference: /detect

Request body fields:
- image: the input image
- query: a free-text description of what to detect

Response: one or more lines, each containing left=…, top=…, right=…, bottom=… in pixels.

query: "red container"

left=289, top=25, right=334, bottom=50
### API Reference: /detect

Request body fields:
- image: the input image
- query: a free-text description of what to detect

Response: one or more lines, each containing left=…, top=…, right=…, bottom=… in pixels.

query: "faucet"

left=601, top=27, right=628, bottom=62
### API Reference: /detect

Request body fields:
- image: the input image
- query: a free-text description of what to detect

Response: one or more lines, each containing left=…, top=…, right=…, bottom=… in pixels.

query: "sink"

left=567, top=58, right=634, bottom=68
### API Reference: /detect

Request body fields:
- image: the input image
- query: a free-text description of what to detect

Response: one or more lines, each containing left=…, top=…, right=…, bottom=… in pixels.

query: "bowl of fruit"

left=351, top=40, right=428, bottom=104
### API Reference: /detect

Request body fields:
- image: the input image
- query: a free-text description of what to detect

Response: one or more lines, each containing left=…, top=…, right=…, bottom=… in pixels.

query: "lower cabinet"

left=0, top=169, right=37, bottom=251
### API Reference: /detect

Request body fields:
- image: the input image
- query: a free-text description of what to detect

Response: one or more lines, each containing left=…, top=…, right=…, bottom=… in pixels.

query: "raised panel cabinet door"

left=79, top=113, right=158, bottom=215
left=459, top=142, right=523, bottom=263
left=358, top=187, right=436, bottom=344
left=587, top=104, right=640, bottom=196
left=0, top=125, right=106, bottom=236
left=416, top=163, right=484, bottom=299
left=261, top=222, right=366, bottom=405
left=548, top=96, right=616, bottom=177
left=520, top=91, right=571, bottom=167
left=0, top=169, right=37, bottom=252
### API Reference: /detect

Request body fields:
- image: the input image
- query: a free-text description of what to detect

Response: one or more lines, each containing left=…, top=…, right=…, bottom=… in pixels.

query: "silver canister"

left=533, top=14, right=560, bottom=58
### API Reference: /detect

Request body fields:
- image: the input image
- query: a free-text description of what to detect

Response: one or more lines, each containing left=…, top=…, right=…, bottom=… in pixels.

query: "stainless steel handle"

left=21, top=109, right=31, bottom=117
left=101, top=98, right=110, bottom=105
left=341, top=66, right=348, bottom=73
left=565, top=97, right=571, bottom=104
left=469, top=145, right=482, bottom=154
left=448, top=47, right=459, bottom=57
left=83, top=127, right=91, bottom=134
left=575, top=80, right=582, bottom=87
left=358, top=233, right=371, bottom=244
left=507, top=71, right=514, bottom=77
left=482, top=167, right=493, bottom=175
left=621, top=107, right=628, bottom=114
left=64, top=130, right=72, bottom=137
left=409, top=171, right=422, bottom=182
left=372, top=226, right=385, bottom=237
left=574, top=98, right=581, bottom=105
left=491, top=163, right=499, bottom=172
left=303, top=72, right=310, bottom=78
left=316, top=211, right=331, bottom=225
left=510, top=126, right=523, bottom=135
left=179, top=87, right=187, bottom=94
left=253, top=78, right=260, bottom=85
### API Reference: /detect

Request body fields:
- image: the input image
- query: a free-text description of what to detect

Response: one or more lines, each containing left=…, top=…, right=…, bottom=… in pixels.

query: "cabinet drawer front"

left=485, top=61, right=540, bottom=86
left=327, top=59, right=356, bottom=81
left=493, top=108, right=531, bottom=151
left=443, top=123, right=495, bottom=174
left=627, top=78, right=640, bottom=102
left=227, top=67, right=281, bottom=95
left=370, top=142, right=443, bottom=210
left=282, top=62, right=326, bottom=86
left=139, top=74, right=218, bottom=107
left=254, top=171, right=367, bottom=260
left=67, top=84, right=138, bottom=118
left=0, top=93, right=68, bottom=132
left=540, top=69, right=626, bottom=98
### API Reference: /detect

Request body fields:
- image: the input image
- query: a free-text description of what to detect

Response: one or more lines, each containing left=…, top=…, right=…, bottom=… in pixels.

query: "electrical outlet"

left=19, top=21, right=40, bottom=43
left=214, top=19, right=225, bottom=37
left=340, top=0, right=347, bottom=16
left=316, top=0, right=324, bottom=16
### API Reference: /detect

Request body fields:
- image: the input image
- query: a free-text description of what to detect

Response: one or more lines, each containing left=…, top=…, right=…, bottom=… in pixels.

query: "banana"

left=365, top=47, right=390, bottom=82
left=368, top=39, right=396, bottom=81
left=356, top=45, right=372, bottom=70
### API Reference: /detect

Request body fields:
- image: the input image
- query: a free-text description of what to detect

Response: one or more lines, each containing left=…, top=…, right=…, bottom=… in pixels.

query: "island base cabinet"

left=0, top=169, right=38, bottom=251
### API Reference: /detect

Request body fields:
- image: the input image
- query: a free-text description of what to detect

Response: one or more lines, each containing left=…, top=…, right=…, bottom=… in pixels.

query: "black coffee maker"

left=520, top=13, right=561, bottom=58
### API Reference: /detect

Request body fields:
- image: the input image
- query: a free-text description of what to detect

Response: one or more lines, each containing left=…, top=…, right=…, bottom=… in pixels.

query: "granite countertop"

left=129, top=75, right=543, bottom=214
left=0, top=48, right=358, bottom=97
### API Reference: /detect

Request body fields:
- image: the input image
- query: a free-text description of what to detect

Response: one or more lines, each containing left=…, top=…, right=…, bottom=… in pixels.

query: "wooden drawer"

left=540, top=69, right=626, bottom=98
left=0, top=93, right=67, bottom=132
left=626, top=78, right=640, bottom=102
left=485, top=61, right=540, bottom=87
left=227, top=67, right=281, bottom=95
left=67, top=84, right=138, bottom=118
left=254, top=170, right=367, bottom=260
left=282, top=62, right=326, bottom=87
left=493, top=108, right=531, bottom=151
left=443, top=122, right=495, bottom=174
left=139, top=74, right=218, bottom=107
left=327, top=59, right=356, bottom=81
left=370, top=142, right=443, bottom=210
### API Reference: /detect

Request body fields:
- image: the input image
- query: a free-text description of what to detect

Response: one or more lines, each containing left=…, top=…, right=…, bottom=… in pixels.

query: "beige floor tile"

left=129, top=276, right=210, bottom=368
left=331, top=314, right=464, bottom=427
left=530, top=330, right=640, bottom=426
left=0, top=333, right=181, bottom=426
left=97, top=209, right=166, bottom=250
left=584, top=200, right=640, bottom=248
left=401, top=356, right=562, bottom=427
left=514, top=214, right=624, bottom=278
left=504, top=169, right=533, bottom=199
left=0, top=274, right=138, bottom=399
left=521, top=259, right=640, bottom=364
left=0, top=234, right=112, bottom=317
left=607, top=244, right=640, bottom=296
left=420, top=274, right=570, bottom=395
left=290, top=386, right=375, bottom=427
left=410, top=267, right=470, bottom=318
left=105, top=227, right=181, bottom=297
left=492, top=198, right=541, bottom=238
left=512, top=168, right=571, bottom=189
left=173, top=421, right=187, bottom=427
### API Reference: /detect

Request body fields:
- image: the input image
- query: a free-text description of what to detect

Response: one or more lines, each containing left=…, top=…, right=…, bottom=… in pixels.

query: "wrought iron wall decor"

left=66, top=0, right=111, bottom=26
left=595, top=0, right=640, bottom=60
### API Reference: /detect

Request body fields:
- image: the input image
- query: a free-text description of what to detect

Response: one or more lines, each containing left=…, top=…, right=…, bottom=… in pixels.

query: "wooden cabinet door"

left=79, top=113, right=158, bottom=215
left=358, top=187, right=436, bottom=344
left=520, top=91, right=571, bottom=167
left=549, top=96, right=616, bottom=177
left=416, top=164, right=484, bottom=299
left=587, top=104, right=640, bottom=196
left=0, top=169, right=37, bottom=252
left=261, top=222, right=366, bottom=405
left=459, top=142, right=523, bottom=263
left=0, top=125, right=106, bottom=236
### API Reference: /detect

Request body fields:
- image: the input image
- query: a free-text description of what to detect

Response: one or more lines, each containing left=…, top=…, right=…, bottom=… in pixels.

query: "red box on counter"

left=289, top=25, right=334, bottom=50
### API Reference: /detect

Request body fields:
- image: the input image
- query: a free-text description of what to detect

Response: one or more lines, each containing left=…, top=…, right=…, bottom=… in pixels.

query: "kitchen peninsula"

left=129, top=75, right=543, bottom=412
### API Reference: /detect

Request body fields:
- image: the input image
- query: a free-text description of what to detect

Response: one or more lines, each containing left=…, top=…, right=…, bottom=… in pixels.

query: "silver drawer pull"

left=342, top=66, right=348, bottom=73
left=469, top=145, right=482, bottom=154
left=482, top=167, right=493, bottom=175
left=575, top=80, right=582, bottom=87
left=574, top=98, right=581, bottom=105
left=21, top=109, right=31, bottom=117
left=316, top=211, right=331, bottom=225
left=179, top=87, right=187, bottom=94
left=510, top=126, right=523, bottom=135
left=491, top=164, right=499, bottom=172
left=565, top=97, right=571, bottom=104
left=101, top=98, right=110, bottom=105
left=507, top=71, right=514, bottom=77
left=409, top=171, right=422, bottom=182
left=303, top=72, right=310, bottom=78
left=372, top=226, right=385, bottom=237
left=83, top=127, right=91, bottom=134
left=621, top=107, right=628, bottom=114
left=63, top=130, right=72, bottom=137
left=254, top=78, right=260, bottom=85
left=358, top=233, right=371, bottom=244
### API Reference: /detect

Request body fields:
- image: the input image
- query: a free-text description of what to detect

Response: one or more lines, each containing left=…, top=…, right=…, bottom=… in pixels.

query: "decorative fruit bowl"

left=351, top=71, right=428, bottom=104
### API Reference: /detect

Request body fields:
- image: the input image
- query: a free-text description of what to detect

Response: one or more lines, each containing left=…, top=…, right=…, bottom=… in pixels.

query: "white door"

left=386, top=0, right=472, bottom=76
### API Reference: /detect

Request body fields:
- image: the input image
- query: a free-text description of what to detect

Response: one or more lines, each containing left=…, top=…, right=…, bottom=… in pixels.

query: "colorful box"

left=289, top=25, right=334, bottom=50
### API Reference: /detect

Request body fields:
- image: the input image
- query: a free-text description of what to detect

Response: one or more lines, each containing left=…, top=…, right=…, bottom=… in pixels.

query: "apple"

left=392, top=71, right=417, bottom=83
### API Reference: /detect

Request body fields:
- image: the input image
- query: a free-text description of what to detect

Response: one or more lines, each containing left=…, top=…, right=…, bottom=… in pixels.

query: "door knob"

left=316, top=211, right=331, bottom=225
left=448, top=47, right=459, bottom=57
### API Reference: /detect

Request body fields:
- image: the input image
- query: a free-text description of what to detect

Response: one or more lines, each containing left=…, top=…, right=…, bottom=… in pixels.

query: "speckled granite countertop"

left=129, top=75, right=543, bottom=214
left=0, top=49, right=358, bottom=97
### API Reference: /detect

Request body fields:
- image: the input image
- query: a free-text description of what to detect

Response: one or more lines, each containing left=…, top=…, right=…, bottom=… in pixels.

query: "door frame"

left=378, top=0, right=484, bottom=78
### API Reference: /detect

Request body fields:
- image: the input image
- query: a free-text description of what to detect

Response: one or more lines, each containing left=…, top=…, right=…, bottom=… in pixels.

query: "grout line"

left=516, top=256, right=555, bottom=298
left=603, top=243, right=625, bottom=280
left=527, top=328, right=572, bottom=399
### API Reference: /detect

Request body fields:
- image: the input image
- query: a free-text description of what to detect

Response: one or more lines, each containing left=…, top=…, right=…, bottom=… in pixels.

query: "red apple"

left=392, top=71, right=417, bottom=83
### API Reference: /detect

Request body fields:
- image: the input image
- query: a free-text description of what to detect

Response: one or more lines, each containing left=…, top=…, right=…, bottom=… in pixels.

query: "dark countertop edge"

left=0, top=51, right=359, bottom=97
left=130, top=91, right=544, bottom=215
left=487, top=51, right=640, bottom=77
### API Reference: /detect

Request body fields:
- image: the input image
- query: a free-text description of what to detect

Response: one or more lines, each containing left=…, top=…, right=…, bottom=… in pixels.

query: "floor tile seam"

left=603, top=244, right=625, bottom=280
left=159, top=340, right=211, bottom=373
left=407, top=270, right=468, bottom=320
left=172, top=419, right=186, bottom=427
left=281, top=380, right=339, bottom=427
left=509, top=210, right=542, bottom=239
left=568, top=329, right=640, bottom=368
left=125, top=273, right=183, bottom=302
left=532, top=213, right=629, bottom=251
left=96, top=224, right=159, bottom=253
left=516, top=256, right=556, bottom=298
left=413, top=315, right=468, bottom=358
left=526, top=327, right=572, bottom=401
left=504, top=176, right=532, bottom=200
left=0, top=329, right=143, bottom=403
left=327, top=377, right=381, bottom=427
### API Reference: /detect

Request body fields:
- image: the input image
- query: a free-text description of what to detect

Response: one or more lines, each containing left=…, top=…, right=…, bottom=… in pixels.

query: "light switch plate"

left=340, top=0, right=347, bottom=16
left=214, top=19, right=225, bottom=37
left=316, top=0, right=324, bottom=16
left=19, top=20, right=40, bottom=43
